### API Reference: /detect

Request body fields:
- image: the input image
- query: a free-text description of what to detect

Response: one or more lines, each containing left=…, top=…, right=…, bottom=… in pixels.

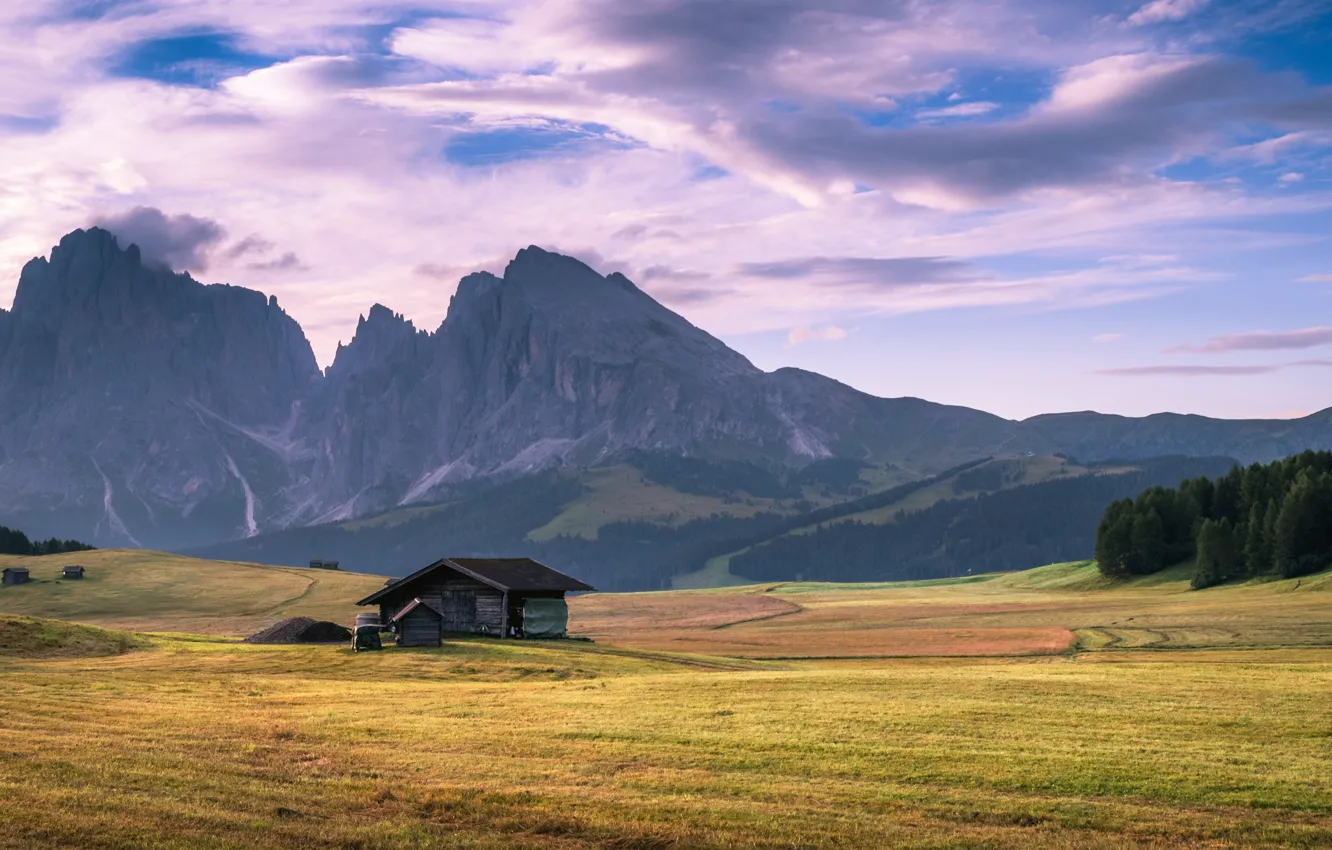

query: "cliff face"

left=1, top=229, right=1329, bottom=550
left=0, top=229, right=319, bottom=546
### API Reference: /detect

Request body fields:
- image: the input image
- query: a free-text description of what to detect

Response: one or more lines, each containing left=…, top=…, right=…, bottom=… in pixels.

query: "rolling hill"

left=193, top=453, right=1238, bottom=589
left=0, top=549, right=385, bottom=635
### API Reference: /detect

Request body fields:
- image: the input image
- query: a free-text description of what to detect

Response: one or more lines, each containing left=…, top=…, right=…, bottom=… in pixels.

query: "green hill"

left=0, top=614, right=144, bottom=657
left=0, top=550, right=386, bottom=636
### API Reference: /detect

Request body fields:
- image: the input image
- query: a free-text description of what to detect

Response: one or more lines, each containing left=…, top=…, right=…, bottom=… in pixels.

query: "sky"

left=0, top=0, right=1329, bottom=421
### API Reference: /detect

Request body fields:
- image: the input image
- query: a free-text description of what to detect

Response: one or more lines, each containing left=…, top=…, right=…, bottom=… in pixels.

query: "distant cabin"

left=2, top=567, right=30, bottom=585
left=355, top=558, right=594, bottom=647
left=62, top=565, right=85, bottom=580
left=308, top=559, right=340, bottom=571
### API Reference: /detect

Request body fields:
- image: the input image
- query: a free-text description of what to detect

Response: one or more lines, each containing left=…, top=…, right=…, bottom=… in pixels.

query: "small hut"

left=2, top=567, right=30, bottom=586
left=62, top=565, right=85, bottom=580
left=308, top=559, right=341, bottom=571
left=356, top=557, right=593, bottom=644
left=390, top=598, right=446, bottom=647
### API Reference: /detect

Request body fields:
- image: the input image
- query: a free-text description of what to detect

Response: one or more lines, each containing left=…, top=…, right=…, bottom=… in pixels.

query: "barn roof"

left=389, top=597, right=444, bottom=623
left=356, top=557, right=593, bottom=606
left=2, top=566, right=28, bottom=574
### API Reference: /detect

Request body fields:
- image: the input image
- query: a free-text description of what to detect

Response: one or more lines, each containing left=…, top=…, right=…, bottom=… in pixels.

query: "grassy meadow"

left=1, top=552, right=1331, bottom=847
left=0, top=549, right=385, bottom=634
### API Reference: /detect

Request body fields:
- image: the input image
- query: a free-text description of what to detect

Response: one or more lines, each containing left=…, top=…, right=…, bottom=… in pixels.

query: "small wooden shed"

left=62, top=565, right=85, bottom=580
left=356, top=557, right=594, bottom=644
left=2, top=567, right=30, bottom=585
left=308, top=559, right=340, bottom=571
left=390, top=598, right=446, bottom=647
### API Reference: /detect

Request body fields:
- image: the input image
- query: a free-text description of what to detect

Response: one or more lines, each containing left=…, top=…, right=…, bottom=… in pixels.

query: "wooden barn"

left=62, top=565, right=85, bottom=580
left=2, top=567, right=30, bottom=585
left=355, top=558, right=594, bottom=647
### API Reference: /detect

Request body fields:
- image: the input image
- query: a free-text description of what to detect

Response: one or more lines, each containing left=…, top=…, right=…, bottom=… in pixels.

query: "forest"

left=0, top=525, right=96, bottom=557
left=728, top=456, right=1235, bottom=583
left=1095, top=450, right=1332, bottom=589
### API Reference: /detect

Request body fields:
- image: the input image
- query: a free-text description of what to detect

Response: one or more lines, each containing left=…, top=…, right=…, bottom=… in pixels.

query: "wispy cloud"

left=788, top=325, right=849, bottom=345
left=1298, top=274, right=1332, bottom=283
left=1168, top=327, right=1332, bottom=353
left=917, top=101, right=999, bottom=120
left=1099, top=360, right=1332, bottom=377
left=1128, top=0, right=1211, bottom=26
left=1094, top=333, right=1125, bottom=343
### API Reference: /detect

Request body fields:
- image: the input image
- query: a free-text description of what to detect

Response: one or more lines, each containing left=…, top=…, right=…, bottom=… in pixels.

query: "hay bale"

left=243, top=617, right=352, bottom=644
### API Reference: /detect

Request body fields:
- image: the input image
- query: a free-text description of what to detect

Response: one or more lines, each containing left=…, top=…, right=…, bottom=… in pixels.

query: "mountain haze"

left=1, top=227, right=1329, bottom=552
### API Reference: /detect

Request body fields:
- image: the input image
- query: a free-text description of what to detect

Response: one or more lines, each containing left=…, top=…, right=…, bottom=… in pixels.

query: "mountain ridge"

left=0, top=227, right=1329, bottom=551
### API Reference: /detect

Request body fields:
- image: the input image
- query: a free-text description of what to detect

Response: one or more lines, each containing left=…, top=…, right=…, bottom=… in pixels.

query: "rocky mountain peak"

left=3, top=227, right=1330, bottom=553
left=12, top=227, right=142, bottom=322
left=328, top=304, right=422, bottom=380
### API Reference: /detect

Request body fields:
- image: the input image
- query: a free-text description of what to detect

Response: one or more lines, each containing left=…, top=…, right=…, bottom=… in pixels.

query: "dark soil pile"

left=243, top=617, right=352, bottom=644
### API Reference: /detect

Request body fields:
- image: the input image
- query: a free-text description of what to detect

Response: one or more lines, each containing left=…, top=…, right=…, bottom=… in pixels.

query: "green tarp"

left=522, top=598, right=569, bottom=639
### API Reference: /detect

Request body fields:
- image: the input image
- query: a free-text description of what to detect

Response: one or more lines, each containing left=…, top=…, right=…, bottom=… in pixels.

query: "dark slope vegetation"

left=194, top=458, right=990, bottom=589
left=194, top=456, right=1235, bottom=590
left=730, top=456, right=1238, bottom=584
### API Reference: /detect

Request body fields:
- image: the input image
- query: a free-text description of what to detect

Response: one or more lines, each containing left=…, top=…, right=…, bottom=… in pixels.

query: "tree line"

left=1095, top=450, right=1332, bottom=588
left=0, top=524, right=96, bottom=556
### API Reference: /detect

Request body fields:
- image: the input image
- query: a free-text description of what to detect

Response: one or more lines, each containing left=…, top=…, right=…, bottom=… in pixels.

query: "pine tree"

left=1273, top=472, right=1332, bottom=579
left=1095, top=500, right=1136, bottom=579
left=1193, top=518, right=1239, bottom=590
left=1244, top=500, right=1271, bottom=576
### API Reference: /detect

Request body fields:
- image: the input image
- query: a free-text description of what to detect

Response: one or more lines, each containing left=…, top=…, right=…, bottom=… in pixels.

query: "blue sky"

left=0, top=0, right=1329, bottom=419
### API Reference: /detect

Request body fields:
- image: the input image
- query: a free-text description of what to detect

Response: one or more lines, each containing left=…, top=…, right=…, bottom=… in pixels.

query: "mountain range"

left=1, top=227, right=1329, bottom=555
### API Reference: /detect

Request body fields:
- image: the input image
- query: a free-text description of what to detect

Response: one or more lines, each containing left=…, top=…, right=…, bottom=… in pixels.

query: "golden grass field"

left=0, top=549, right=385, bottom=635
left=1, top=551, right=1330, bottom=848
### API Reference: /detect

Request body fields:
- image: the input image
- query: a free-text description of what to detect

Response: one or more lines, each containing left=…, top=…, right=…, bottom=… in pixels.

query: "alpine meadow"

left=3, top=0, right=1332, bottom=848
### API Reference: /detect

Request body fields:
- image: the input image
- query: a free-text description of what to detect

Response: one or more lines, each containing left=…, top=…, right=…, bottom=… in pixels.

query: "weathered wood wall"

left=398, top=606, right=442, bottom=647
left=379, top=572, right=505, bottom=634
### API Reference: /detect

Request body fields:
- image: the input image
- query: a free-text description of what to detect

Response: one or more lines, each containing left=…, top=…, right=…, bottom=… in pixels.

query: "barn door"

left=440, top=591, right=477, bottom=632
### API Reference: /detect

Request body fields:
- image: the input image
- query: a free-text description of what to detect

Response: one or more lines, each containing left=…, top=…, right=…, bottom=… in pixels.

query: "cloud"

left=917, top=101, right=999, bottom=120
left=641, top=264, right=710, bottom=282
left=92, top=206, right=226, bottom=271
left=1298, top=274, right=1332, bottom=283
left=1094, top=333, right=1125, bottom=343
left=246, top=251, right=306, bottom=272
left=1099, top=360, right=1332, bottom=376
left=1278, top=171, right=1304, bottom=184
left=654, top=286, right=730, bottom=306
left=788, top=325, right=849, bottom=345
left=1128, top=0, right=1210, bottom=26
left=0, top=0, right=1328, bottom=428
left=738, top=256, right=982, bottom=288
left=611, top=223, right=648, bottom=241
left=224, top=234, right=275, bottom=259
left=1169, top=327, right=1332, bottom=353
